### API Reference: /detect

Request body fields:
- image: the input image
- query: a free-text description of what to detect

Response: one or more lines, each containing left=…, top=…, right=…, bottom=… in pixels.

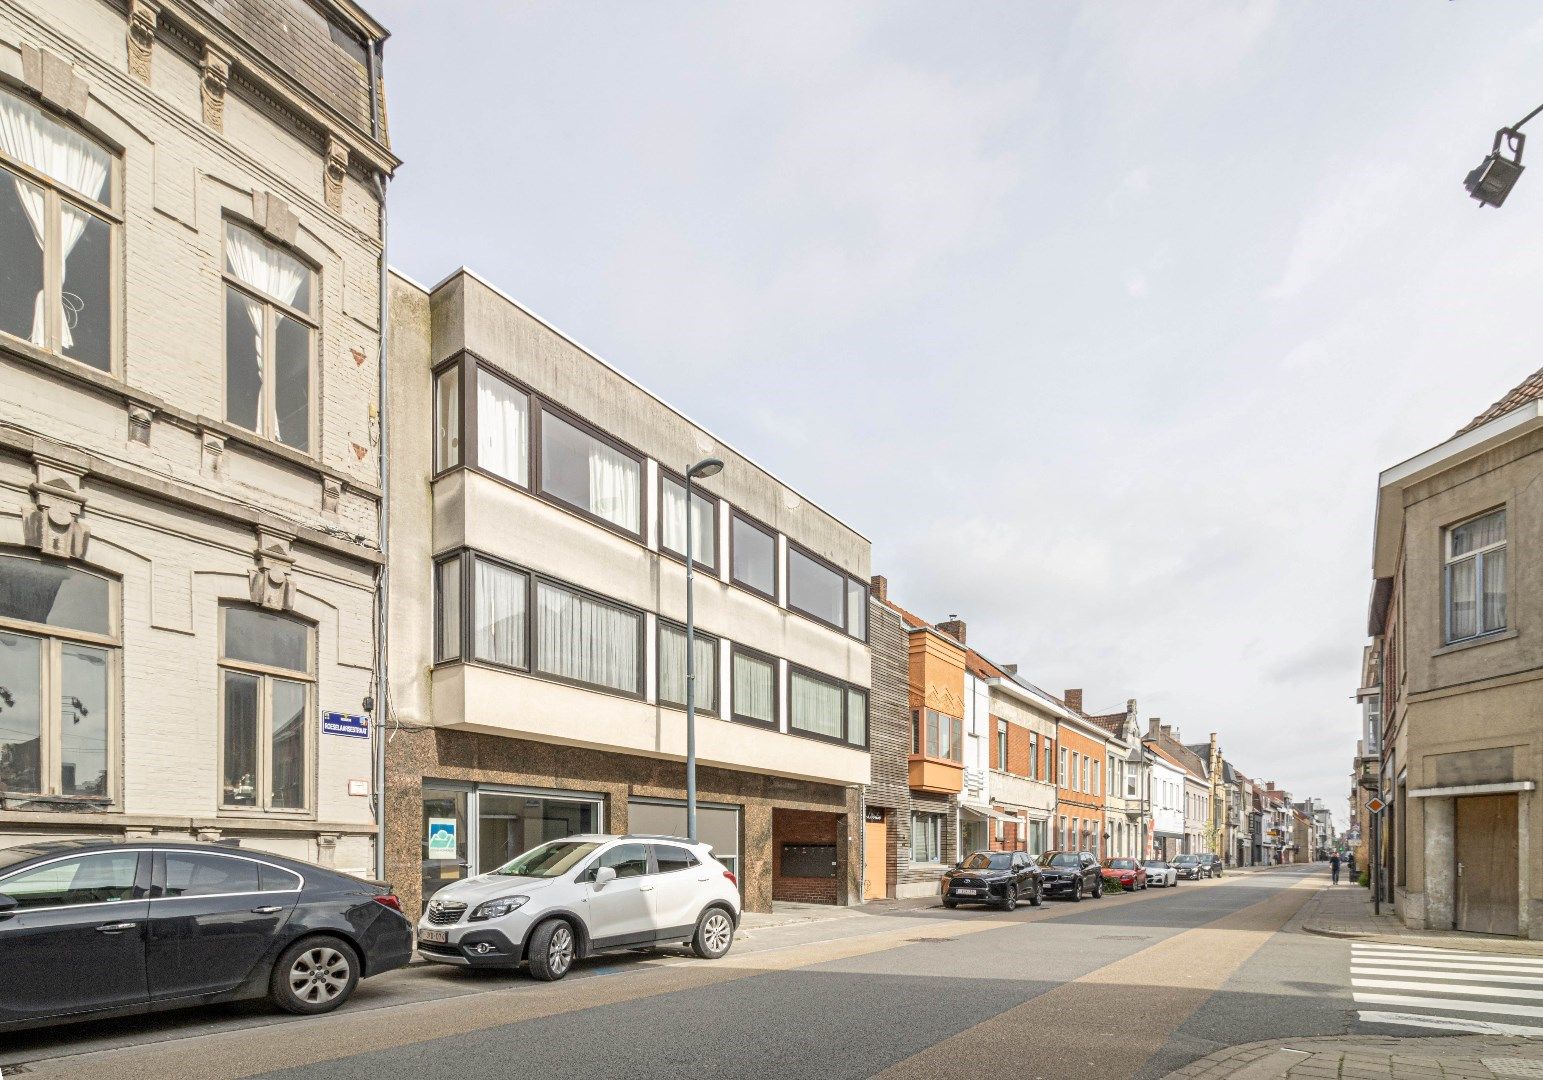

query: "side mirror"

left=0, top=893, right=16, bottom=918
left=592, top=866, right=617, bottom=889
left=952, top=862, right=962, bottom=871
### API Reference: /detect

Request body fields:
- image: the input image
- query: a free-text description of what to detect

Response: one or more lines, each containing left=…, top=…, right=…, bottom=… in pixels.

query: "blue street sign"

left=322, top=711, right=370, bottom=739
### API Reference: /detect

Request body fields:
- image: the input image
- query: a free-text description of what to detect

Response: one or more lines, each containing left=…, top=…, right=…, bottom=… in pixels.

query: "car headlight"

left=470, top=895, right=530, bottom=921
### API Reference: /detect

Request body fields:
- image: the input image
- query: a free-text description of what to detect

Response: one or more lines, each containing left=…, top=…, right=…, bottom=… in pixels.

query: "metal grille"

left=426, top=900, right=466, bottom=926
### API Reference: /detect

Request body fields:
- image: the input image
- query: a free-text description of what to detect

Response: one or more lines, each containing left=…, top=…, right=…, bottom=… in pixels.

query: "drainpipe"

left=367, top=34, right=391, bottom=882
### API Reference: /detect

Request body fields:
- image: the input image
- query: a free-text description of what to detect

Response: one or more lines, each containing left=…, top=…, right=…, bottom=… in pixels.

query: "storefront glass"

left=627, top=798, right=741, bottom=877
left=421, top=784, right=468, bottom=904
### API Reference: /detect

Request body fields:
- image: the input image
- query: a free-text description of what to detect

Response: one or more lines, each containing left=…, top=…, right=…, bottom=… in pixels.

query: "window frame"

left=658, top=467, right=720, bottom=574
left=845, top=576, right=869, bottom=642
left=728, top=643, right=779, bottom=729
left=911, top=708, right=963, bottom=763
left=1442, top=506, right=1508, bottom=644
left=534, top=398, right=646, bottom=541
left=216, top=603, right=316, bottom=815
left=786, top=662, right=867, bottom=749
left=785, top=539, right=850, bottom=634
left=220, top=219, right=319, bottom=455
left=0, top=89, right=122, bottom=374
left=656, top=618, right=720, bottom=716
left=432, top=356, right=465, bottom=475
left=467, top=358, right=534, bottom=489
left=910, top=810, right=945, bottom=865
left=728, top=509, right=779, bottom=603
left=995, top=718, right=1009, bottom=772
left=0, top=551, right=120, bottom=802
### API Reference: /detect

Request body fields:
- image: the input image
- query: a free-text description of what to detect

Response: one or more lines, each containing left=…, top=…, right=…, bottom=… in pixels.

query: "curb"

left=1300, top=922, right=1543, bottom=956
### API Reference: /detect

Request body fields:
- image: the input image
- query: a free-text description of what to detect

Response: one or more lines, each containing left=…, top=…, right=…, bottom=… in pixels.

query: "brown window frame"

left=656, top=619, right=720, bottom=716
left=658, top=467, right=720, bottom=574
left=728, top=509, right=778, bottom=602
left=785, top=539, right=851, bottom=634
left=728, top=643, right=779, bottom=730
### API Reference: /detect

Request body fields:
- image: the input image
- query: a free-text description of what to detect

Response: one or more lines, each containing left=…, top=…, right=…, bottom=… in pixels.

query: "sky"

left=368, top=1, right=1543, bottom=826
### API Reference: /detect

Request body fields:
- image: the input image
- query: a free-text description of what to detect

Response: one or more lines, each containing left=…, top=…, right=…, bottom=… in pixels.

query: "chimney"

left=1001, top=663, right=1017, bottom=676
left=1266, top=781, right=1276, bottom=792
left=1161, top=724, right=1176, bottom=741
left=936, top=619, right=966, bottom=645
left=1147, top=717, right=1162, bottom=739
left=869, top=575, right=888, bottom=603
left=1063, top=689, right=1083, bottom=712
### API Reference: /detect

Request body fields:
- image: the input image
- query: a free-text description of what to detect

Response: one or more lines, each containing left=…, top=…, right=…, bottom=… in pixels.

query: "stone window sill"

left=1432, top=628, right=1517, bottom=657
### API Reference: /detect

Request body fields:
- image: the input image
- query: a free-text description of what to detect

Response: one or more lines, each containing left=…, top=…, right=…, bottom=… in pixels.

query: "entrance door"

left=1456, top=794, right=1519, bottom=936
left=863, top=816, right=887, bottom=900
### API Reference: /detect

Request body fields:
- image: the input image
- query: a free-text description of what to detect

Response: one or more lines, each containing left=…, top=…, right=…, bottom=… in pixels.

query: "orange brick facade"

left=1055, top=721, right=1108, bottom=857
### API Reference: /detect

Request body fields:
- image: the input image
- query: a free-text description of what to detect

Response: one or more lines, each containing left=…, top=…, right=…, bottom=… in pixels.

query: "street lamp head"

left=1465, top=127, right=1525, bottom=208
left=688, top=457, right=724, bottom=480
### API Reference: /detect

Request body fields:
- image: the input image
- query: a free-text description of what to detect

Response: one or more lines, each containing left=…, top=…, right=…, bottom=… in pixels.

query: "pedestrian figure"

left=1347, top=851, right=1357, bottom=876
left=1329, top=852, right=1341, bottom=885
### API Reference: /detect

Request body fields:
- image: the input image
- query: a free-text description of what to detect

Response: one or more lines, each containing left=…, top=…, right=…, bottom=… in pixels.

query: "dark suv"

left=1197, top=854, right=1224, bottom=878
left=1035, top=850, right=1103, bottom=901
left=941, top=851, right=1042, bottom=911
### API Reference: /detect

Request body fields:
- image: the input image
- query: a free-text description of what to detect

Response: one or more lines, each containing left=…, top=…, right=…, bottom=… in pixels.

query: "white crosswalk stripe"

left=1352, top=942, right=1543, bottom=1037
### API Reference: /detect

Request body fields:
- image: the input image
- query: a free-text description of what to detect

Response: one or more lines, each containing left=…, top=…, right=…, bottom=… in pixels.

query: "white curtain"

left=536, top=583, right=638, bottom=693
left=0, top=91, right=111, bottom=349
left=790, top=672, right=842, bottom=738
left=1482, top=547, right=1507, bottom=632
left=846, top=689, right=866, bottom=745
left=662, top=480, right=714, bottom=563
left=658, top=626, right=715, bottom=707
left=732, top=653, right=773, bottom=722
left=476, top=369, right=528, bottom=484
left=225, top=223, right=306, bottom=389
left=473, top=560, right=526, bottom=667
left=586, top=440, right=639, bottom=532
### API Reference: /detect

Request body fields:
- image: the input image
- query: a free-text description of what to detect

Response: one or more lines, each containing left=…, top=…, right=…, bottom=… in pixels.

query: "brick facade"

left=771, top=807, right=841, bottom=904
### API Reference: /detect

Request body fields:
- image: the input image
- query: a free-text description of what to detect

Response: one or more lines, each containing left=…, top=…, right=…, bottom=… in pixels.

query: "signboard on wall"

left=322, top=711, right=369, bottom=739
left=427, top=818, right=459, bottom=859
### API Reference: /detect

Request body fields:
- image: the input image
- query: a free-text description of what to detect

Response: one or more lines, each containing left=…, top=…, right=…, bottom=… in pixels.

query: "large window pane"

left=0, top=168, right=44, bottom=346
left=731, top=515, right=775, bottom=595
left=846, top=579, right=867, bottom=639
left=221, top=670, right=259, bottom=807
left=0, top=90, right=112, bottom=203
left=534, top=582, right=639, bottom=694
left=0, top=631, right=41, bottom=795
left=658, top=624, right=716, bottom=709
left=0, top=851, right=136, bottom=910
left=225, top=285, right=262, bottom=433
left=661, top=477, right=716, bottom=568
left=790, top=670, right=842, bottom=739
left=0, top=554, right=110, bottom=634
left=435, top=557, right=461, bottom=662
left=1482, top=547, right=1507, bottom=633
left=270, top=679, right=306, bottom=809
left=732, top=651, right=774, bottom=724
left=225, top=222, right=310, bottom=311
left=434, top=364, right=460, bottom=470
left=1447, top=559, right=1477, bottom=641
left=273, top=313, right=310, bottom=452
left=478, top=792, right=597, bottom=872
left=846, top=688, right=867, bottom=747
left=539, top=409, right=639, bottom=532
left=163, top=853, right=261, bottom=898
left=788, top=548, right=844, bottom=627
left=59, top=643, right=108, bottom=796
left=473, top=558, right=527, bottom=668
left=1450, top=509, right=1505, bottom=557
left=477, top=369, right=529, bottom=486
left=223, top=607, right=309, bottom=672
left=59, top=205, right=110, bottom=371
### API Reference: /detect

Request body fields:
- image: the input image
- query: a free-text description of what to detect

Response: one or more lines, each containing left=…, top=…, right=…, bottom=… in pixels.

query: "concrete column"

left=1423, top=796, right=1454, bottom=931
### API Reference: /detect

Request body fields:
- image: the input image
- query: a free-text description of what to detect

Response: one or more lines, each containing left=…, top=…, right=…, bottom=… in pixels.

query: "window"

left=1090, top=758, right=1098, bottom=796
left=1070, top=752, right=1079, bottom=791
left=1444, top=508, right=1506, bottom=642
left=219, top=605, right=312, bottom=811
left=1082, top=756, right=1090, bottom=793
left=476, top=367, right=529, bottom=486
left=590, top=842, right=648, bottom=880
left=787, top=545, right=845, bottom=629
left=1059, top=747, right=1068, bottom=787
left=223, top=222, right=315, bottom=452
left=914, top=709, right=963, bottom=762
left=788, top=670, right=865, bottom=747
left=1364, top=694, right=1382, bottom=756
left=260, top=864, right=302, bottom=892
left=433, top=362, right=460, bottom=471
left=911, top=811, right=944, bottom=864
left=534, top=580, right=641, bottom=695
left=473, top=557, right=528, bottom=669
left=1030, top=819, right=1048, bottom=855
left=652, top=844, right=698, bottom=874
left=434, top=556, right=462, bottom=663
left=162, top=852, right=261, bottom=898
left=846, top=687, right=867, bottom=747
left=846, top=578, right=867, bottom=640
left=1028, top=733, right=1038, bottom=779
left=658, top=623, right=718, bottom=713
left=730, top=512, right=777, bottom=598
left=0, top=88, right=116, bottom=372
left=661, top=474, right=717, bottom=569
left=995, top=719, right=1008, bottom=771
left=539, top=407, right=641, bottom=534
left=1044, top=741, right=1053, bottom=781
left=0, top=851, right=137, bottom=910
left=0, top=552, right=116, bottom=799
left=731, top=647, right=776, bottom=726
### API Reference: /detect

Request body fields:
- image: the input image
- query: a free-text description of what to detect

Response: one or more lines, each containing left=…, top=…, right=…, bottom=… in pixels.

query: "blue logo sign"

left=322, top=711, right=370, bottom=739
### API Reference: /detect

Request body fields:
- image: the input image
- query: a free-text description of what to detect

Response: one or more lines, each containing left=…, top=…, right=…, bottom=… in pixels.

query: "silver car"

left=416, top=834, right=741, bottom=980
left=1142, top=859, right=1179, bottom=888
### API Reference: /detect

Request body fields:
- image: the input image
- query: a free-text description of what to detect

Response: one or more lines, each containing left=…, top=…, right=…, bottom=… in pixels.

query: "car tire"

left=1029, top=883, right=1043, bottom=907
left=692, top=907, right=735, bottom=960
left=1001, top=885, right=1018, bottom=912
left=270, top=936, right=360, bottom=1016
left=943, top=899, right=958, bottom=909
left=527, top=918, right=577, bottom=982
left=1071, top=879, right=1083, bottom=902
left=1093, top=879, right=1104, bottom=899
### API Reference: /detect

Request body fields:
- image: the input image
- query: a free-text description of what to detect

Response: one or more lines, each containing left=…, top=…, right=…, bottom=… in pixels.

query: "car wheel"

left=1029, top=883, right=1043, bottom=907
left=692, top=908, right=735, bottom=960
left=1071, top=879, right=1083, bottom=902
left=527, top=919, right=577, bottom=981
left=943, top=899, right=958, bottom=909
left=1093, top=879, right=1104, bottom=899
left=1001, top=884, right=1018, bottom=912
left=270, top=936, right=359, bottom=1016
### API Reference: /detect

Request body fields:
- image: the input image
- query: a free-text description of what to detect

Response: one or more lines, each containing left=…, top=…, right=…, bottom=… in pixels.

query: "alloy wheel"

left=548, top=924, right=574, bottom=976
left=289, top=946, right=350, bottom=1004
left=703, top=912, right=733, bottom=954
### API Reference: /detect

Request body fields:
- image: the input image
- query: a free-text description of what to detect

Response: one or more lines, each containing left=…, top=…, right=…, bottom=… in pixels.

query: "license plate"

left=418, top=929, right=448, bottom=945
left=953, top=888, right=978, bottom=896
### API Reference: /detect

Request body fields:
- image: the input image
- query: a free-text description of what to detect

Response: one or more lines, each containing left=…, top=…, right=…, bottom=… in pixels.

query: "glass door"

left=421, top=784, right=469, bottom=907
left=476, top=791, right=599, bottom=874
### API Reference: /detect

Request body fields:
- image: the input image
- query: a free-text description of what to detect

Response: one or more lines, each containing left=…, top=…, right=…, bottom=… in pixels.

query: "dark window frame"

left=787, top=661, right=868, bottom=749
left=728, top=643, right=780, bottom=730
left=728, top=509, right=779, bottom=602
left=845, top=576, right=869, bottom=643
left=531, top=577, right=647, bottom=699
left=655, top=618, right=720, bottom=716
left=785, top=539, right=849, bottom=633
left=658, top=466, right=720, bottom=574
left=216, top=602, right=316, bottom=815
left=535, top=398, right=647, bottom=542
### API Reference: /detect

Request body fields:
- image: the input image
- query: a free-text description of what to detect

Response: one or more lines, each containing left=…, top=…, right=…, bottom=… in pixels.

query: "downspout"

left=368, top=34, right=391, bottom=881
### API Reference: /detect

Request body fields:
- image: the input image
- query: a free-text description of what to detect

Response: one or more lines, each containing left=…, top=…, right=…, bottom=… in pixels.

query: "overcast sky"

left=371, top=2, right=1543, bottom=825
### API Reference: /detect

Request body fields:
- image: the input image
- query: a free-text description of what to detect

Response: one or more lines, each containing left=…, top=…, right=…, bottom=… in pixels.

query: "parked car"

left=1197, top=854, right=1225, bottom=878
left=1035, top=850, right=1103, bottom=901
left=1142, top=859, right=1179, bottom=888
left=1172, top=854, right=1206, bottom=880
left=941, top=851, right=1043, bottom=910
left=1101, top=857, right=1148, bottom=890
left=0, top=838, right=414, bottom=1033
left=417, top=834, right=740, bottom=981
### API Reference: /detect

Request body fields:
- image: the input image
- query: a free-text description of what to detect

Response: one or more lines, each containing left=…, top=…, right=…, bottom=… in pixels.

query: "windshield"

left=1106, top=859, right=1137, bottom=869
left=961, top=853, right=1013, bottom=871
left=1038, top=853, right=1080, bottom=868
left=1174, top=855, right=1198, bottom=864
left=1143, top=861, right=1168, bottom=868
left=493, top=840, right=600, bottom=878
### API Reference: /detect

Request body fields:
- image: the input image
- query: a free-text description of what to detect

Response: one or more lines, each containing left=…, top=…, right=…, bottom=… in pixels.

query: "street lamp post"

left=684, top=457, right=724, bottom=843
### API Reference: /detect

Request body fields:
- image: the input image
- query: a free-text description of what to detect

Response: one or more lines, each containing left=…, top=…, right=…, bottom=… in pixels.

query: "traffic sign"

left=1366, top=797, right=1386, bottom=814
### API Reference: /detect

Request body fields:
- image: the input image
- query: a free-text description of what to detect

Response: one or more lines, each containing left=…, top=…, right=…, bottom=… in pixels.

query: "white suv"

left=416, top=834, right=741, bottom=980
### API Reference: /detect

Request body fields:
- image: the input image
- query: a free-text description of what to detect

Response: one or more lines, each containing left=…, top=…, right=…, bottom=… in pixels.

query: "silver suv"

left=416, top=834, right=741, bottom=980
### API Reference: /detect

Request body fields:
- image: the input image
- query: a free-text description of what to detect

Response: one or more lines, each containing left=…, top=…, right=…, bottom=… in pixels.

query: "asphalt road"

left=4, top=864, right=1395, bottom=1080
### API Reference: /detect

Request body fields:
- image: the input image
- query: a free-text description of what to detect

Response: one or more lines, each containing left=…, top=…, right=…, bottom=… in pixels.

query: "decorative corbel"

left=199, top=427, right=225, bottom=478
left=21, top=45, right=90, bottom=117
left=127, top=0, right=160, bottom=85
left=248, top=525, right=297, bottom=611
left=251, top=191, right=298, bottom=246
left=127, top=404, right=155, bottom=445
left=23, top=456, right=90, bottom=560
left=200, top=45, right=229, bottom=133
left=321, top=476, right=342, bottom=514
left=324, top=135, right=348, bottom=212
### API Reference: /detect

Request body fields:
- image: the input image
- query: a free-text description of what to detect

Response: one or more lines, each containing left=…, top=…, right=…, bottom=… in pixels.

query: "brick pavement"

left=1162, top=1034, right=1543, bottom=1079
left=1301, top=880, right=1543, bottom=957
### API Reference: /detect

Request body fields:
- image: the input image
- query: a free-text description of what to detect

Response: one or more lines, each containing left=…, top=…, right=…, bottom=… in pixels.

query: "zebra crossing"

left=1352, top=941, right=1543, bottom=1037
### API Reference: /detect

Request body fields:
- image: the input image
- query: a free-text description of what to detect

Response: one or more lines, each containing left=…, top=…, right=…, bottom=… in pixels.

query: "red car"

left=1101, top=857, right=1148, bottom=890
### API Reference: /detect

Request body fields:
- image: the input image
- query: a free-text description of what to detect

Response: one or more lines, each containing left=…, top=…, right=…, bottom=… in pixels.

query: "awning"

left=960, top=804, right=1025, bottom=824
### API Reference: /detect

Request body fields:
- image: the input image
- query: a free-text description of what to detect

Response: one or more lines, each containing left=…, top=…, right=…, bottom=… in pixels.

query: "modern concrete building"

left=0, top=0, right=394, bottom=873
left=385, top=268, right=872, bottom=916
left=1365, top=364, right=1543, bottom=937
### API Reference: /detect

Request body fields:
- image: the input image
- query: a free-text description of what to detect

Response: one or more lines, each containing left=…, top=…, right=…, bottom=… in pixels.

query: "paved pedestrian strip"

left=1352, top=942, right=1543, bottom=1038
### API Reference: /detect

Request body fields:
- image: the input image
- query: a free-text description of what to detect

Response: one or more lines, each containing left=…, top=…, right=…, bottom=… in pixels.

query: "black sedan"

left=1172, top=853, right=1206, bottom=880
left=941, top=851, right=1043, bottom=910
left=0, top=839, right=414, bottom=1032
left=1036, top=850, right=1104, bottom=901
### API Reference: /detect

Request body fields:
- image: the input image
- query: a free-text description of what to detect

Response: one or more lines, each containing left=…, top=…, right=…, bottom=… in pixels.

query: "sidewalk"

left=739, top=896, right=938, bottom=933
left=1300, top=879, right=1543, bottom=956
left=1164, top=1034, right=1543, bottom=1079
